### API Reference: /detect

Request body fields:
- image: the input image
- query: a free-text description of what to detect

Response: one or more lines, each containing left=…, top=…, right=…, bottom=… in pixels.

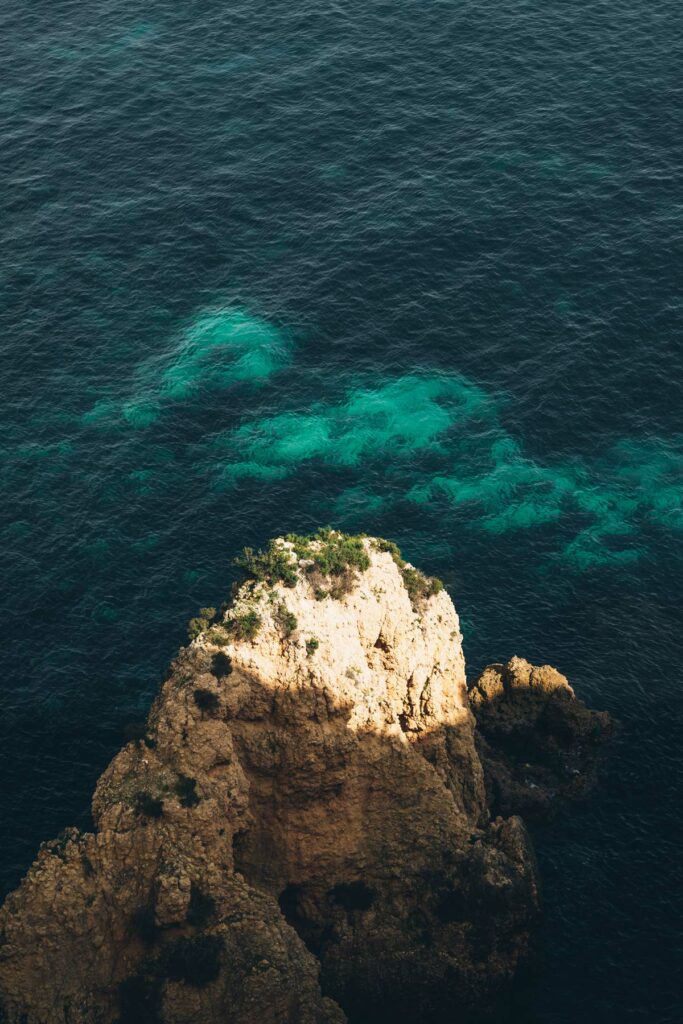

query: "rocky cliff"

left=0, top=532, right=611, bottom=1023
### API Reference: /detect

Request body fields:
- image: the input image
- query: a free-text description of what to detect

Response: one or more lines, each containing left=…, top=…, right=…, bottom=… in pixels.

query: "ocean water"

left=1, top=0, right=681, bottom=1020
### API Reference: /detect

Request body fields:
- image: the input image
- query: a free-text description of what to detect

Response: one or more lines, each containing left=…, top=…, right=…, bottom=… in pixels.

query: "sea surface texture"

left=1, top=1, right=681, bottom=1021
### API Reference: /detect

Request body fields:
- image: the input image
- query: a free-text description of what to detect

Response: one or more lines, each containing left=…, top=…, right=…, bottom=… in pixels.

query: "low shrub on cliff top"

left=235, top=529, right=370, bottom=597
left=228, top=609, right=262, bottom=641
left=289, top=527, right=370, bottom=576
left=234, top=541, right=298, bottom=587
left=287, top=527, right=370, bottom=599
left=187, top=606, right=217, bottom=641
left=373, top=537, right=403, bottom=566
left=401, top=566, right=444, bottom=604
left=188, top=601, right=261, bottom=646
left=373, top=538, right=444, bottom=607
left=205, top=623, right=231, bottom=645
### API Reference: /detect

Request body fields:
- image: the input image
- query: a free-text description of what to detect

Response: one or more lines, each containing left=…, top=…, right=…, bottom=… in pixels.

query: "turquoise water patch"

left=116, top=23, right=157, bottom=47
left=158, top=308, right=290, bottom=398
left=15, top=440, right=74, bottom=460
left=81, top=399, right=122, bottom=426
left=2, top=520, right=32, bottom=541
left=121, top=398, right=160, bottom=428
left=213, top=461, right=289, bottom=488
left=210, top=373, right=495, bottom=486
left=207, top=369, right=683, bottom=571
left=128, top=469, right=154, bottom=493
left=413, top=431, right=682, bottom=567
left=49, top=22, right=159, bottom=67
left=559, top=531, right=643, bottom=572
left=0, top=437, right=77, bottom=495
left=82, top=307, right=291, bottom=429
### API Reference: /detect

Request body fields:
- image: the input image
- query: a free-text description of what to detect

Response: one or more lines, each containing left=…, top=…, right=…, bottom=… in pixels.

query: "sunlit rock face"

left=0, top=534, right=608, bottom=1024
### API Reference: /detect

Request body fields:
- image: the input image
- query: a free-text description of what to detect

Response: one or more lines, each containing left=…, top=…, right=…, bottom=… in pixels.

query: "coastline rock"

left=0, top=533, right=610, bottom=1023
left=470, top=656, right=615, bottom=820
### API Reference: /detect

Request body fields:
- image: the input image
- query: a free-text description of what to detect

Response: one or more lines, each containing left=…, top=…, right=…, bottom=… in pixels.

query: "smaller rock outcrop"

left=470, top=656, right=615, bottom=820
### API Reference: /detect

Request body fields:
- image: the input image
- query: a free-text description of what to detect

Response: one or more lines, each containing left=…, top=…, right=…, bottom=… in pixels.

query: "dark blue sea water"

left=1, top=1, right=681, bottom=1020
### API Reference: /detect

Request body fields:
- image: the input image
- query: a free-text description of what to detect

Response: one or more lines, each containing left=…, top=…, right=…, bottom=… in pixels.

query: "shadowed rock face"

left=470, top=657, right=615, bottom=821
left=0, top=536, right=610, bottom=1024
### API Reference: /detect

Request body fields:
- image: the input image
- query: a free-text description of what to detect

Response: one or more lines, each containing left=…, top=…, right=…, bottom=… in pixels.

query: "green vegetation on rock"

left=274, top=603, right=298, bottom=637
left=288, top=527, right=370, bottom=599
left=205, top=624, right=231, bottom=645
left=187, top=606, right=217, bottom=641
left=285, top=527, right=370, bottom=575
left=234, top=541, right=298, bottom=587
left=373, top=538, right=444, bottom=607
left=228, top=609, right=262, bottom=641
left=235, top=528, right=371, bottom=601
left=187, top=600, right=262, bottom=646
left=400, top=566, right=444, bottom=603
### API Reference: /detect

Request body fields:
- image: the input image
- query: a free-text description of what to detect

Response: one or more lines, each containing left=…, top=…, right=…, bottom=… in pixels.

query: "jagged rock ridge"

left=0, top=532, right=611, bottom=1023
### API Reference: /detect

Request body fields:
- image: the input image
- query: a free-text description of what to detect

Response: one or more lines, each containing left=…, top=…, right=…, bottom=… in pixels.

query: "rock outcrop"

left=0, top=533, right=611, bottom=1023
left=470, top=657, right=615, bottom=820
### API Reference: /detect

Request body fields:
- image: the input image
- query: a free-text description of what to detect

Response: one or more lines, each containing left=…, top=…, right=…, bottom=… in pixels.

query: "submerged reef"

left=82, top=305, right=292, bottom=429
left=15, top=294, right=681, bottom=575
left=0, top=533, right=612, bottom=1023
left=204, top=372, right=683, bottom=570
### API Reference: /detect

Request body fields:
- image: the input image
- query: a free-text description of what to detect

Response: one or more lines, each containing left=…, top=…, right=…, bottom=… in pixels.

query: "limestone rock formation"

left=470, top=656, right=615, bottom=820
left=0, top=533, right=610, bottom=1023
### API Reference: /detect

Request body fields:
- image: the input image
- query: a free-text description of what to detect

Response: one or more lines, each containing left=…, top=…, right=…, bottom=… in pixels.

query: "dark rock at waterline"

left=470, top=656, right=615, bottom=821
